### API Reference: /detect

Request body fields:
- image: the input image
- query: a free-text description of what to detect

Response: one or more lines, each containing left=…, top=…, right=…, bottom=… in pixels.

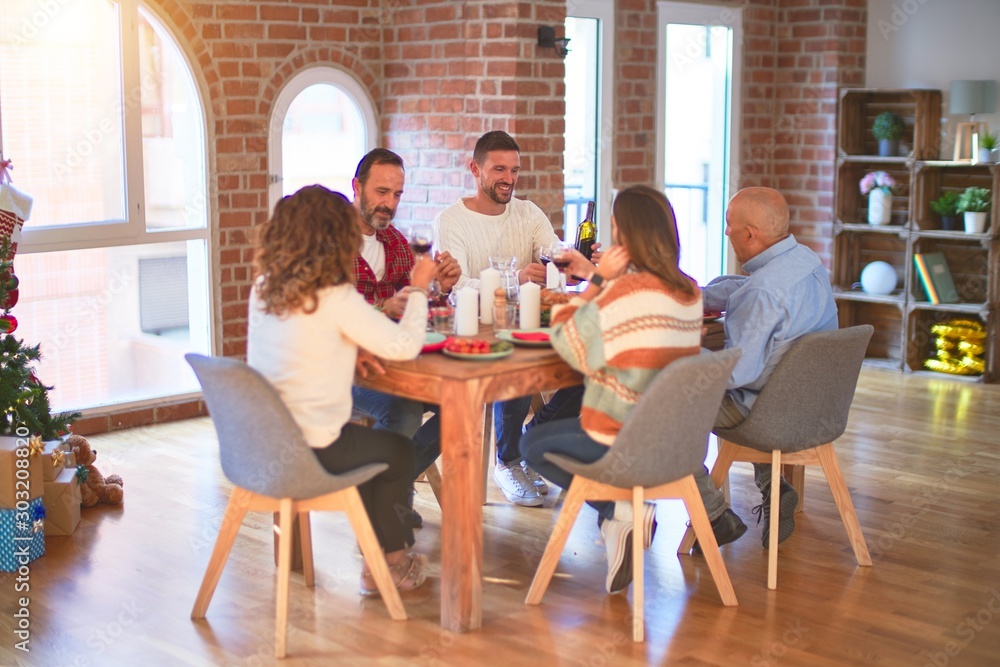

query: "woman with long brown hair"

left=247, top=185, right=436, bottom=595
left=522, top=184, right=703, bottom=595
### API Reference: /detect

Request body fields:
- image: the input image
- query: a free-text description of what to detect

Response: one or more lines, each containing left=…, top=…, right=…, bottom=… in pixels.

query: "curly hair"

left=612, top=185, right=696, bottom=297
left=254, top=185, right=360, bottom=316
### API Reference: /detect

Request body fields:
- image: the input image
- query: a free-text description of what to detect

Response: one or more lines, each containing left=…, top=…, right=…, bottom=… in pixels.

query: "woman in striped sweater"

left=521, top=184, right=703, bottom=594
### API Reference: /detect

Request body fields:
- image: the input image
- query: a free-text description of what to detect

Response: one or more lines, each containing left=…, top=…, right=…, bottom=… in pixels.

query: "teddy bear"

left=66, top=434, right=124, bottom=507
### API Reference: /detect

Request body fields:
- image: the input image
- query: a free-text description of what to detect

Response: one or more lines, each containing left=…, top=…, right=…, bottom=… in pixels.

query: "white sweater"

left=247, top=283, right=428, bottom=449
left=434, top=197, right=559, bottom=290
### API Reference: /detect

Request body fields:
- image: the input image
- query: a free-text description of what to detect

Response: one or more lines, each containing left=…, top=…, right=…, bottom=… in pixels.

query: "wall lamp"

left=538, top=26, right=570, bottom=58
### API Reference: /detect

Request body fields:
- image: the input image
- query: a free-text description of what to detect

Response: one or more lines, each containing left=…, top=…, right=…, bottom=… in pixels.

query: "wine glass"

left=548, top=242, right=574, bottom=292
left=407, top=223, right=434, bottom=258
left=406, top=223, right=440, bottom=300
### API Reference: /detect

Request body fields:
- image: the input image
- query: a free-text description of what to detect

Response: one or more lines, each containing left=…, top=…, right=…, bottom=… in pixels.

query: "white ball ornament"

left=860, top=261, right=898, bottom=295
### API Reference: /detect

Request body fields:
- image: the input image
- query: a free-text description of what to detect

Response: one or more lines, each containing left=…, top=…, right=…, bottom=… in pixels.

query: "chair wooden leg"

left=341, top=488, right=407, bottom=621
left=299, top=511, right=314, bottom=588
left=482, top=403, right=493, bottom=505
left=275, top=498, right=294, bottom=658
left=816, top=443, right=872, bottom=567
left=767, top=450, right=781, bottom=590
left=525, top=479, right=587, bottom=605
left=631, top=487, right=645, bottom=642
left=423, top=461, right=443, bottom=507
left=678, top=440, right=738, bottom=554
left=191, top=487, right=252, bottom=619
left=678, top=476, right=737, bottom=607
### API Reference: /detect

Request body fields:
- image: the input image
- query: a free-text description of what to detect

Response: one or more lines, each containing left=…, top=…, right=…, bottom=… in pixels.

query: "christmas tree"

left=0, top=238, right=80, bottom=439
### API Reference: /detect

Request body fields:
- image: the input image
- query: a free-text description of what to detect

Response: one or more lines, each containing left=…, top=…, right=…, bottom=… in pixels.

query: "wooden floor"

left=3, top=368, right=1000, bottom=666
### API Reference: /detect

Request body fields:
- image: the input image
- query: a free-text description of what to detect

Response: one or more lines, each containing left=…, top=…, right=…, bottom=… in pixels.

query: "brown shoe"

left=359, top=552, right=428, bottom=597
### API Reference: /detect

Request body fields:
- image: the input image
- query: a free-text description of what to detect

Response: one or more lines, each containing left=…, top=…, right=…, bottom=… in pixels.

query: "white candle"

left=519, top=282, right=541, bottom=329
left=546, top=261, right=559, bottom=289
left=479, top=267, right=501, bottom=324
left=455, top=287, right=480, bottom=336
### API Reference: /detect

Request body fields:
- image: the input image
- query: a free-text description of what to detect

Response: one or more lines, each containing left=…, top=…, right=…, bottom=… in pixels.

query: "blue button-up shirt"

left=703, top=234, right=838, bottom=413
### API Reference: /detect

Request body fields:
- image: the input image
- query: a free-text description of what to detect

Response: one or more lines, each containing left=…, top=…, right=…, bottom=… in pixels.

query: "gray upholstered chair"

left=186, top=354, right=406, bottom=659
left=677, top=325, right=874, bottom=590
left=525, top=348, right=742, bottom=642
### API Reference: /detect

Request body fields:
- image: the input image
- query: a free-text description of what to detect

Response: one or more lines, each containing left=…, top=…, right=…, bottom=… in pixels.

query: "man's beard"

left=483, top=179, right=514, bottom=205
left=359, top=191, right=394, bottom=231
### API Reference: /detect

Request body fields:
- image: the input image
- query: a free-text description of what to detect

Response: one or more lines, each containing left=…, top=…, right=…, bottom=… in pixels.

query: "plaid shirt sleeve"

left=353, top=226, right=414, bottom=307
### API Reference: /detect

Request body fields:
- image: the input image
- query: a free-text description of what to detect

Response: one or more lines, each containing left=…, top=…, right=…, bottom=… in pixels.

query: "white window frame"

left=6, top=1, right=211, bottom=256
left=267, top=65, right=379, bottom=213
left=567, top=0, right=615, bottom=249
left=655, top=2, right=743, bottom=273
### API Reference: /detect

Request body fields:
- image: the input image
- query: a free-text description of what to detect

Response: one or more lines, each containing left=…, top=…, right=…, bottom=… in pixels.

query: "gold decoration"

left=51, top=450, right=66, bottom=467
left=28, top=435, right=43, bottom=456
left=925, top=318, right=986, bottom=376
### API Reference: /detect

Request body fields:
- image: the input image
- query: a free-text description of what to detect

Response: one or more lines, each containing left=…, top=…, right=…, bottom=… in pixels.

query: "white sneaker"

left=520, top=461, right=549, bottom=495
left=493, top=460, right=543, bottom=507
left=611, top=501, right=658, bottom=549
left=600, top=518, right=634, bottom=594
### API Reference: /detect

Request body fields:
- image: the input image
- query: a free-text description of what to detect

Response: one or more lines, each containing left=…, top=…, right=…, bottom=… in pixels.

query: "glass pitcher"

left=489, top=255, right=519, bottom=305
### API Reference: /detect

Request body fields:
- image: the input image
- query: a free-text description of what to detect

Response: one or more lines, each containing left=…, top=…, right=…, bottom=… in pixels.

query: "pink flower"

left=859, top=171, right=896, bottom=195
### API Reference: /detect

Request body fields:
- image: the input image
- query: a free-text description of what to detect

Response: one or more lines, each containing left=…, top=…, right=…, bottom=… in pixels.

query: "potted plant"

left=929, top=191, right=961, bottom=231
left=956, top=186, right=991, bottom=234
left=873, top=111, right=905, bottom=157
left=977, top=131, right=999, bottom=164
left=859, top=171, right=897, bottom=225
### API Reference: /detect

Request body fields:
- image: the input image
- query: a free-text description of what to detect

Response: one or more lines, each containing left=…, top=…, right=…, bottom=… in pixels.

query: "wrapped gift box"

left=0, top=497, right=45, bottom=572
left=1, top=436, right=44, bottom=509
left=43, top=467, right=81, bottom=536
left=40, top=439, right=74, bottom=482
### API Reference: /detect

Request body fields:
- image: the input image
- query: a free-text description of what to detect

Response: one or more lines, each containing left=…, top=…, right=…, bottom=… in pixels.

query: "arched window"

left=268, top=66, right=378, bottom=211
left=0, top=1, right=211, bottom=411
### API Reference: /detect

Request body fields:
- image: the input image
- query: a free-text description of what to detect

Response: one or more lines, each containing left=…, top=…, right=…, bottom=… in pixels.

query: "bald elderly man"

left=693, top=187, right=838, bottom=551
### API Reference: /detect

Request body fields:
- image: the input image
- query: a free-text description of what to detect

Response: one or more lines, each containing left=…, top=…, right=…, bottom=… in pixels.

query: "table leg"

left=439, top=379, right=484, bottom=632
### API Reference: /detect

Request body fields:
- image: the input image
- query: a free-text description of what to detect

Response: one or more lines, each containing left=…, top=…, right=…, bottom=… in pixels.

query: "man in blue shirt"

left=695, top=187, right=838, bottom=549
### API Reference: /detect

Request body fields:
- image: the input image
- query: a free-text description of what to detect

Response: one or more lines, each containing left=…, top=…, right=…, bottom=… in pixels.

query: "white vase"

left=964, top=211, right=988, bottom=234
left=977, top=148, right=996, bottom=164
left=868, top=188, right=892, bottom=225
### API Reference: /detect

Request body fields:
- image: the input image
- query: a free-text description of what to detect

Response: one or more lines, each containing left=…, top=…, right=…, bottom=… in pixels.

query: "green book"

left=913, top=252, right=959, bottom=304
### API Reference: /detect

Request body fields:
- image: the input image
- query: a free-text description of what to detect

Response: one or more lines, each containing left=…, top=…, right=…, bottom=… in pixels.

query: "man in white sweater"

left=434, top=131, right=583, bottom=506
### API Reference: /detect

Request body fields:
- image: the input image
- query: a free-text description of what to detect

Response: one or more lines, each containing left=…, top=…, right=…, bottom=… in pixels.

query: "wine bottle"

left=574, top=200, right=596, bottom=261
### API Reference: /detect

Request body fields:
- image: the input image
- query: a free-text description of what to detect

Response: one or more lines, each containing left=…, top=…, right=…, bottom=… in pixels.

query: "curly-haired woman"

left=247, top=185, right=436, bottom=595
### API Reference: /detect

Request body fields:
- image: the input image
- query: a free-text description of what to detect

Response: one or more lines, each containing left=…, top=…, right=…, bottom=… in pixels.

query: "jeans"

left=494, top=386, right=584, bottom=464
left=696, top=391, right=754, bottom=520
left=352, top=387, right=424, bottom=437
left=520, top=418, right=614, bottom=526
left=312, top=422, right=416, bottom=552
left=352, top=387, right=439, bottom=484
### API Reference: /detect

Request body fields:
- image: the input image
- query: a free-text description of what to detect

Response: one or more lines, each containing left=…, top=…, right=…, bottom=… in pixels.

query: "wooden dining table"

left=356, top=324, right=582, bottom=632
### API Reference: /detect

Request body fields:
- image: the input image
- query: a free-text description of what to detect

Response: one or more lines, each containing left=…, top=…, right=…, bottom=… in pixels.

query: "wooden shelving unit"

left=833, top=89, right=999, bottom=382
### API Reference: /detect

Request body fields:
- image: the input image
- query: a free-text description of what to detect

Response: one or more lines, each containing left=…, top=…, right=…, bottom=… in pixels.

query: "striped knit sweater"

left=550, top=270, right=703, bottom=445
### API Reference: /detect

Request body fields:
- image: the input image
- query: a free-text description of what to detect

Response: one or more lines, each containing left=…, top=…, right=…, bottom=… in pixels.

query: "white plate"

left=497, top=328, right=554, bottom=347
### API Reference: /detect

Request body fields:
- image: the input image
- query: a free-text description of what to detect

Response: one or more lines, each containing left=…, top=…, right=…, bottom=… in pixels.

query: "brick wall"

left=382, top=0, right=567, bottom=232
left=612, top=0, right=658, bottom=189
left=72, top=0, right=866, bottom=433
left=771, top=0, right=866, bottom=261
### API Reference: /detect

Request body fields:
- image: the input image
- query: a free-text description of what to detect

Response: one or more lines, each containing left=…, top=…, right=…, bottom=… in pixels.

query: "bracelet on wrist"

left=411, top=286, right=429, bottom=297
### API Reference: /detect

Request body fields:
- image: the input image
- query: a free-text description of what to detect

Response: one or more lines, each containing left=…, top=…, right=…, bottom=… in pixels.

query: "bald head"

left=724, top=187, right=791, bottom=264
left=728, top=187, right=789, bottom=240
